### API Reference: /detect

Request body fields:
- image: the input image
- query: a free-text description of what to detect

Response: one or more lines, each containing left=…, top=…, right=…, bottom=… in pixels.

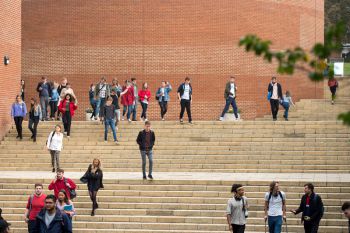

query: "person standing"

left=46, top=125, right=64, bottom=172
left=89, top=84, right=97, bottom=120
left=291, top=183, right=324, bottom=233
left=24, top=183, right=47, bottom=233
left=264, top=181, right=286, bottom=233
left=58, top=94, right=77, bottom=138
left=328, top=77, right=338, bottom=105
left=57, top=78, right=68, bottom=120
left=80, top=159, right=104, bottom=216
left=131, top=78, right=138, bottom=121
left=20, top=79, right=25, bottom=101
left=136, top=121, right=156, bottom=180
left=267, top=77, right=282, bottom=121
left=11, top=95, right=27, bottom=140
left=138, top=82, right=151, bottom=121
left=94, top=77, right=110, bottom=121
left=226, top=184, right=248, bottom=233
left=56, top=190, right=76, bottom=219
left=156, top=81, right=172, bottom=121
left=28, top=98, right=42, bottom=142
left=177, top=77, right=193, bottom=124
left=35, top=194, right=72, bottom=233
left=281, top=91, right=295, bottom=121
left=36, top=76, right=52, bottom=121
left=220, top=76, right=239, bottom=121
left=341, top=202, right=350, bottom=233
left=103, top=97, right=118, bottom=143
left=48, top=169, right=77, bottom=200
left=50, top=82, right=60, bottom=121
left=122, top=81, right=135, bottom=123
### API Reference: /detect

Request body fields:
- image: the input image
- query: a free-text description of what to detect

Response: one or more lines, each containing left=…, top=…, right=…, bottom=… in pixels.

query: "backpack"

left=26, top=194, right=34, bottom=218
left=64, top=178, right=77, bottom=200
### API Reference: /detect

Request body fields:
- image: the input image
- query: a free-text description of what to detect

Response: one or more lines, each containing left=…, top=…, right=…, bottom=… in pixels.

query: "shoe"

left=219, top=117, right=224, bottom=121
left=180, top=119, right=184, bottom=123
left=94, top=203, right=99, bottom=209
left=273, top=118, right=277, bottom=121
left=122, top=117, right=124, bottom=121
left=114, top=140, right=119, bottom=144
left=52, top=168, right=55, bottom=173
left=91, top=210, right=95, bottom=216
left=162, top=118, right=165, bottom=121
left=104, top=140, right=107, bottom=143
left=33, top=138, right=36, bottom=142
left=63, top=132, right=67, bottom=135
left=143, top=175, right=147, bottom=180
left=128, top=119, right=132, bottom=123
left=285, top=118, right=289, bottom=121
left=16, top=136, right=20, bottom=139
left=331, top=101, right=334, bottom=105
left=30, top=135, right=34, bottom=139
left=147, top=175, right=153, bottom=180
left=67, top=136, right=70, bottom=139
left=144, top=118, right=148, bottom=122
left=189, top=121, right=193, bottom=124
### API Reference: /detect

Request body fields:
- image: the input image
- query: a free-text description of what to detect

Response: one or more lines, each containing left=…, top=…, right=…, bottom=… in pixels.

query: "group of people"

left=226, top=182, right=350, bottom=233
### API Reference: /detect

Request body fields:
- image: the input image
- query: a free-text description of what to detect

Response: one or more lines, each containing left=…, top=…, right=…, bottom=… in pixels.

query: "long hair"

left=64, top=93, right=75, bottom=102
left=92, top=158, right=102, bottom=170
left=58, top=189, right=69, bottom=204
left=142, top=82, right=148, bottom=90
left=269, top=181, right=279, bottom=193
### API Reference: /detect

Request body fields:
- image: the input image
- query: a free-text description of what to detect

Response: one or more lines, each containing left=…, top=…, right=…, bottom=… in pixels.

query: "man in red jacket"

left=48, top=168, right=76, bottom=199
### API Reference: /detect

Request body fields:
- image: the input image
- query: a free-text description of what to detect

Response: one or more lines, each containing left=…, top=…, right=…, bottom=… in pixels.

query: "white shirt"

left=271, top=83, right=278, bottom=100
left=181, top=84, right=190, bottom=100
left=160, top=88, right=165, bottom=96
left=264, top=191, right=286, bottom=216
left=47, top=132, right=64, bottom=151
left=99, top=83, right=107, bottom=98
left=230, top=83, right=236, bottom=97
left=226, top=196, right=248, bottom=225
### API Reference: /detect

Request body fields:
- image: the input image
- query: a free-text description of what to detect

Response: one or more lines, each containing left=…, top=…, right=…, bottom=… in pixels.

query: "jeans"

left=90, top=100, right=96, bottom=119
left=122, top=105, right=128, bottom=117
left=132, top=98, right=138, bottom=120
left=127, top=105, right=133, bottom=120
left=28, top=117, right=39, bottom=139
left=268, top=215, right=282, bottom=233
left=28, top=220, right=36, bottom=233
left=104, top=119, right=117, bottom=141
left=281, top=102, right=290, bottom=119
left=40, top=96, right=49, bottom=120
left=159, top=101, right=168, bottom=118
left=330, top=86, right=337, bottom=101
left=95, top=98, right=106, bottom=118
left=115, top=109, right=121, bottom=123
left=140, top=150, right=153, bottom=176
left=221, top=96, right=238, bottom=118
left=50, top=101, right=58, bottom=118
left=231, top=224, right=245, bottom=233
left=62, top=113, right=72, bottom=136
left=270, top=99, right=280, bottom=120
left=14, top=116, right=23, bottom=139
left=50, top=150, right=60, bottom=169
left=180, top=99, right=192, bottom=122
left=140, top=102, right=148, bottom=119
left=304, top=220, right=320, bottom=233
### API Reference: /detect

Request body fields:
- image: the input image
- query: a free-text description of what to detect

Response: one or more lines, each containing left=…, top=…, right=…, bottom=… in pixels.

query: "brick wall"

left=22, top=0, right=324, bottom=121
left=0, top=0, right=21, bottom=139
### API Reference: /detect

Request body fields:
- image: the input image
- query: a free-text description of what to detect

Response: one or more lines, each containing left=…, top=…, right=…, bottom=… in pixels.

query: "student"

left=58, top=94, right=78, bottom=138
left=111, top=88, right=129, bottom=126
left=56, top=190, right=76, bottom=219
left=122, top=81, right=135, bottom=123
left=103, top=97, right=118, bottom=143
left=220, top=76, right=239, bottom=121
left=226, top=184, right=248, bottom=233
left=36, top=76, right=51, bottom=121
left=136, top=121, right=156, bottom=180
left=20, top=79, right=25, bottom=101
left=138, top=82, right=151, bottom=121
left=267, top=77, right=282, bottom=121
left=264, top=181, right=286, bottom=233
left=57, top=78, right=68, bottom=120
left=280, top=91, right=295, bottom=121
left=328, top=77, right=338, bottom=105
left=50, top=82, right=60, bottom=121
left=131, top=77, right=138, bottom=121
left=177, top=77, right=193, bottom=124
left=28, top=98, right=42, bottom=142
left=80, top=159, right=104, bottom=216
left=291, top=183, right=324, bottom=233
left=48, top=169, right=77, bottom=200
left=59, top=83, right=77, bottom=103
left=24, top=183, right=47, bottom=233
left=156, top=81, right=172, bottom=121
left=46, top=125, right=64, bottom=172
left=94, top=77, right=110, bottom=121
left=0, top=216, right=10, bottom=233
left=341, top=202, right=350, bottom=233
left=89, top=84, right=97, bottom=120
left=11, top=95, right=27, bottom=140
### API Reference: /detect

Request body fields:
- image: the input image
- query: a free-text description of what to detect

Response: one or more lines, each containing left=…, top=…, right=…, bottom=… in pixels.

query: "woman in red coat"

left=58, top=94, right=77, bottom=138
left=138, top=82, right=151, bottom=121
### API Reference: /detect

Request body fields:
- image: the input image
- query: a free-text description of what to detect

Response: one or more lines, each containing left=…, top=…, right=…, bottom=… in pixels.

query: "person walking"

left=103, top=97, right=118, bottom=143
left=138, top=82, right=151, bottom=121
left=28, top=98, right=42, bottom=142
left=131, top=78, right=138, bottom=121
left=20, top=79, right=25, bottom=101
left=280, top=91, right=295, bottom=121
left=58, top=94, right=77, bottom=138
left=89, top=84, right=97, bottom=120
left=46, top=125, right=64, bottom=172
left=156, top=81, right=172, bottom=121
left=36, top=76, right=52, bottom=121
left=177, top=77, right=193, bottom=124
left=220, top=76, right=239, bottom=121
left=136, top=121, right=156, bottom=180
left=48, top=169, right=77, bottom=200
left=80, top=159, right=104, bottom=216
left=56, top=190, right=76, bottom=219
left=94, top=77, right=110, bottom=121
left=11, top=95, right=27, bottom=140
left=111, top=88, right=129, bottom=126
left=267, top=77, right=283, bottom=121
left=341, top=202, right=350, bottom=233
left=328, top=77, right=338, bottom=105
left=24, top=183, right=47, bottom=233
left=35, top=194, right=72, bottom=233
left=226, top=184, right=248, bottom=233
left=291, top=183, right=324, bottom=233
left=57, top=78, right=68, bottom=120
left=264, top=181, right=286, bottom=233
left=50, top=82, right=60, bottom=121
left=122, top=81, right=135, bottom=123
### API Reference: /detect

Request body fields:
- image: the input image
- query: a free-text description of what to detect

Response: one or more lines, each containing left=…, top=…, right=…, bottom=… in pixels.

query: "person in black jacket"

left=341, top=202, right=350, bottom=233
left=177, top=77, right=193, bottom=124
left=81, top=159, right=104, bottom=216
left=267, top=77, right=282, bottom=121
left=136, top=121, right=156, bottom=180
left=291, top=183, right=324, bottom=233
left=36, top=76, right=52, bottom=121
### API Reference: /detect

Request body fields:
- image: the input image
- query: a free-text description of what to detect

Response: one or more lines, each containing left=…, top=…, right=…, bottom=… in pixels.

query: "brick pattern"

left=22, top=0, right=324, bottom=120
left=0, top=0, right=21, bottom=139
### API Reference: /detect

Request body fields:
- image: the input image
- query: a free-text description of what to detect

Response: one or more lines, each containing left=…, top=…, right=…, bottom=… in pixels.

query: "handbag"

left=64, top=178, right=77, bottom=199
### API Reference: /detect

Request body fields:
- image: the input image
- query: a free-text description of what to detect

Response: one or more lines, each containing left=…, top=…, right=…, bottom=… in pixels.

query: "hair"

left=56, top=168, right=64, bottom=173
left=286, top=91, right=291, bottom=97
left=30, top=98, right=38, bottom=109
left=106, top=96, right=113, bottom=101
left=0, top=207, right=2, bottom=220
left=41, top=76, right=47, bottom=80
left=66, top=82, right=71, bottom=86
left=342, top=201, right=350, bottom=211
left=101, top=76, right=106, bottom=81
left=304, top=183, right=314, bottom=192
left=92, top=158, right=101, bottom=169
left=271, top=76, right=277, bottom=80
left=55, top=124, right=62, bottom=132
left=15, top=95, right=21, bottom=101
left=34, top=183, right=43, bottom=188
left=64, top=93, right=74, bottom=102
left=231, top=184, right=243, bottom=193
left=142, top=82, right=148, bottom=90
left=185, top=77, right=190, bottom=81
left=112, top=78, right=118, bottom=85
left=58, top=189, right=69, bottom=204
left=45, top=194, right=57, bottom=203
left=230, top=76, right=235, bottom=79
left=145, top=121, right=151, bottom=126
left=269, top=181, right=279, bottom=193
left=131, top=77, right=136, bottom=82
left=21, top=79, right=25, bottom=89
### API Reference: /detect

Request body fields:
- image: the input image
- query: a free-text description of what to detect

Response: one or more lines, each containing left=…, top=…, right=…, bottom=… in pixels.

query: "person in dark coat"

left=81, top=159, right=104, bottom=216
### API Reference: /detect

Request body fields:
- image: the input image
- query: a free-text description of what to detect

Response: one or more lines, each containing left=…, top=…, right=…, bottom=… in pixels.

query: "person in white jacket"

left=46, top=125, right=64, bottom=172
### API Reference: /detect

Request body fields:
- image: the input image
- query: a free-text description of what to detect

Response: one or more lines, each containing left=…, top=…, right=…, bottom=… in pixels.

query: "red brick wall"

left=0, top=0, right=21, bottom=139
left=22, top=0, right=324, bottom=120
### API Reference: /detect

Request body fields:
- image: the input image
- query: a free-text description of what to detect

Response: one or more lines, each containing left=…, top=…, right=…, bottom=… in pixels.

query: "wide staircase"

left=0, top=78, right=349, bottom=233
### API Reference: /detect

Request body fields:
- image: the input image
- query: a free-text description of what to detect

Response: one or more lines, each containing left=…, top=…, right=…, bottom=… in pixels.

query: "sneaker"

left=285, top=118, right=289, bottom=121
left=91, top=210, right=95, bottom=216
left=64, top=132, right=67, bottom=135
left=128, top=119, right=132, bottom=123
left=67, top=136, right=70, bottom=139
left=114, top=140, right=119, bottom=144
left=144, top=118, right=148, bottom=122
left=189, top=121, right=193, bottom=124
left=52, top=168, right=55, bottom=173
left=273, top=118, right=277, bottom=121
left=140, top=118, right=144, bottom=122
left=122, top=117, right=124, bottom=121
left=104, top=140, right=107, bottom=143
left=180, top=119, right=184, bottom=123
left=147, top=175, right=153, bottom=180
left=219, top=117, right=224, bottom=121
left=162, top=118, right=165, bottom=121
left=331, top=101, right=334, bottom=105
left=143, top=175, right=147, bottom=180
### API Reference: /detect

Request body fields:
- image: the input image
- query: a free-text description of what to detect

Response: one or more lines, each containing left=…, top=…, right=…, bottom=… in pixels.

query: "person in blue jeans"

left=36, top=76, right=52, bottom=121
left=103, top=97, right=117, bottom=143
left=220, top=76, right=239, bottom=121
left=136, top=121, right=156, bottom=180
left=280, top=91, right=295, bottom=121
left=264, top=181, right=286, bottom=233
left=156, top=81, right=172, bottom=121
left=131, top=78, right=138, bottom=121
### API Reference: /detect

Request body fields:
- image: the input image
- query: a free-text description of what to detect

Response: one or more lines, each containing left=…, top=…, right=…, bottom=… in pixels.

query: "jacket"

left=48, top=177, right=77, bottom=200
left=156, top=85, right=172, bottom=102
left=121, top=86, right=135, bottom=106
left=138, top=90, right=151, bottom=103
left=136, top=130, right=156, bottom=151
left=81, top=164, right=104, bottom=191
left=35, top=209, right=72, bottom=233
left=36, top=82, right=52, bottom=97
left=50, top=89, right=60, bottom=102
left=94, top=83, right=110, bottom=100
left=29, top=105, right=42, bottom=120
left=224, top=82, right=237, bottom=99
left=267, top=82, right=282, bottom=99
left=328, top=79, right=338, bottom=88
left=295, top=193, right=324, bottom=222
left=58, top=100, right=77, bottom=117
left=11, top=102, right=27, bottom=117
left=177, top=83, right=192, bottom=100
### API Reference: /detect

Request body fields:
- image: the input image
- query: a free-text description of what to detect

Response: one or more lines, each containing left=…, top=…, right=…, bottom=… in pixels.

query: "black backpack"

left=267, top=191, right=285, bottom=210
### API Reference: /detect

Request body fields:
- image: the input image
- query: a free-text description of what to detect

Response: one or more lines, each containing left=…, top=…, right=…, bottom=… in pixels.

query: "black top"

left=267, top=82, right=283, bottom=99
left=103, top=105, right=116, bottom=120
left=136, top=130, right=156, bottom=151
left=111, top=94, right=120, bottom=110
left=295, top=193, right=324, bottom=222
left=86, top=164, right=104, bottom=191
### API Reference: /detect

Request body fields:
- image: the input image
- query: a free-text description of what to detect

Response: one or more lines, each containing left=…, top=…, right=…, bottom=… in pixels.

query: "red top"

left=26, top=194, right=47, bottom=220
left=138, top=90, right=151, bottom=102
left=48, top=177, right=77, bottom=199
left=328, top=79, right=338, bottom=87
left=58, top=100, right=78, bottom=116
left=306, top=196, right=310, bottom=205
left=121, top=86, right=135, bottom=106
